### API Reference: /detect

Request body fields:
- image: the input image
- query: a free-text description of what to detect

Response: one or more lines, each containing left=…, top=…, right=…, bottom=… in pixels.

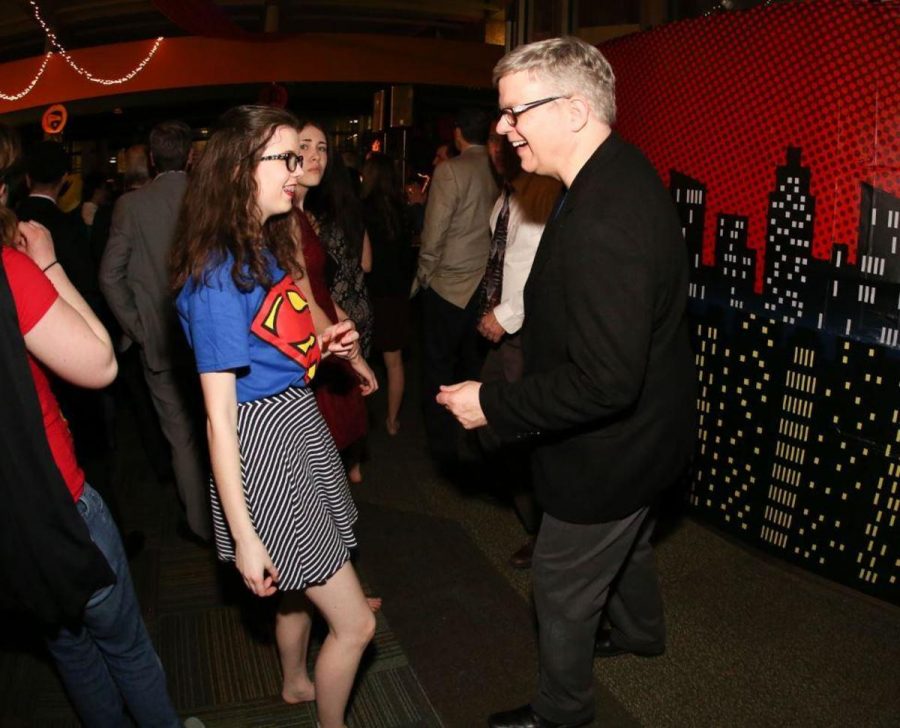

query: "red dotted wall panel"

left=603, top=0, right=899, bottom=291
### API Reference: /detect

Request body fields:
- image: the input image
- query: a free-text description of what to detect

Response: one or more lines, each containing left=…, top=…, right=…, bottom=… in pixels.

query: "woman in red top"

left=1, top=131, right=182, bottom=727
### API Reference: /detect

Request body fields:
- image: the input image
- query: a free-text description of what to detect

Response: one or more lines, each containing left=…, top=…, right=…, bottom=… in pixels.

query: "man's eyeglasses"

left=498, top=96, right=567, bottom=127
left=259, top=151, right=303, bottom=172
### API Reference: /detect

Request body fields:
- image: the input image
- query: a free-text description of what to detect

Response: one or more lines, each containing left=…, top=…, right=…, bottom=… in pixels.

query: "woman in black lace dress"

left=361, top=154, right=414, bottom=435
left=305, top=148, right=373, bottom=359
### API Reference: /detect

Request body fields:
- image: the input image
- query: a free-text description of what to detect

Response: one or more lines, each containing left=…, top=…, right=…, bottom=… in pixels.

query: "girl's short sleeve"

left=178, top=267, right=251, bottom=374
left=2, top=247, right=59, bottom=334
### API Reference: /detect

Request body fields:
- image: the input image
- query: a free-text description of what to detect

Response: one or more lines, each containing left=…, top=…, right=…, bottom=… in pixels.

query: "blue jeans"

left=45, top=484, right=180, bottom=728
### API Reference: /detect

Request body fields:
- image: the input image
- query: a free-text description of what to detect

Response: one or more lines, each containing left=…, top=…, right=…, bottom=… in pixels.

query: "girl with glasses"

left=171, top=105, right=376, bottom=728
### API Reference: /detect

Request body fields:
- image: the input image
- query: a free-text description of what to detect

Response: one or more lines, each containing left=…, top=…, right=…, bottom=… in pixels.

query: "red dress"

left=296, top=209, right=367, bottom=451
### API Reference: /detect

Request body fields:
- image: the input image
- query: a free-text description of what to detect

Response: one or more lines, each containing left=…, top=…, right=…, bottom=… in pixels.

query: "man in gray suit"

left=100, top=121, right=211, bottom=541
left=413, top=107, right=498, bottom=463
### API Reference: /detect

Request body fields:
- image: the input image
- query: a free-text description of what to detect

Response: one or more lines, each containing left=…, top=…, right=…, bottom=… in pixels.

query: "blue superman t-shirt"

left=176, top=252, right=321, bottom=403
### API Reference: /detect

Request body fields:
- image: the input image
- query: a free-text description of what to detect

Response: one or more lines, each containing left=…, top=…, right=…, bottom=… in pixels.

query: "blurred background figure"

left=79, top=173, right=114, bottom=262
left=17, top=141, right=96, bottom=312
left=432, top=142, right=456, bottom=168
left=412, top=107, right=497, bottom=467
left=122, top=144, right=151, bottom=192
left=362, top=153, right=415, bottom=436
left=18, top=140, right=110, bottom=472
left=99, top=120, right=212, bottom=543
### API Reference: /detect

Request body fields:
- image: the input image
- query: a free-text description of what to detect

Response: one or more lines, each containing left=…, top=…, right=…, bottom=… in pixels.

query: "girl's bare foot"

left=385, top=418, right=400, bottom=436
left=348, top=463, right=363, bottom=484
left=281, top=678, right=316, bottom=705
left=366, top=596, right=383, bottom=612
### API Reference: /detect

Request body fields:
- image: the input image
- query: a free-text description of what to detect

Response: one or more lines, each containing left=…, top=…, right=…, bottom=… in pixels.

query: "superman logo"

left=250, top=275, right=321, bottom=382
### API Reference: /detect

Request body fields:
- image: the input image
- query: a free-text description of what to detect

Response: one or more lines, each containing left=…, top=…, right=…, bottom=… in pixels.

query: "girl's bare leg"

left=383, top=350, right=404, bottom=435
left=277, top=591, right=316, bottom=704
left=304, top=561, right=376, bottom=728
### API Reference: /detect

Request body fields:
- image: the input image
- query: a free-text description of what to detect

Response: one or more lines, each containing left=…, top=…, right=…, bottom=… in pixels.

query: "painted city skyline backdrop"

left=604, top=0, right=899, bottom=290
left=599, top=0, right=899, bottom=603
left=671, top=147, right=900, bottom=347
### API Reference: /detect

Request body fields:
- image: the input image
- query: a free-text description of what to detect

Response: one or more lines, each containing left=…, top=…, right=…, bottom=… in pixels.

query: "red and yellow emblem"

left=250, top=276, right=321, bottom=382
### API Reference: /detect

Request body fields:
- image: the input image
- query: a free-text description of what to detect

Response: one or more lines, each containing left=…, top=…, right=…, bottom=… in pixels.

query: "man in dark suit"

left=99, top=120, right=211, bottom=542
left=439, top=37, right=697, bottom=728
left=18, top=141, right=112, bottom=462
left=17, top=141, right=98, bottom=310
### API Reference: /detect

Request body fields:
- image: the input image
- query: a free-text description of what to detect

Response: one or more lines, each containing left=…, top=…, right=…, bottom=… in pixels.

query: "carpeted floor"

left=1, top=352, right=899, bottom=727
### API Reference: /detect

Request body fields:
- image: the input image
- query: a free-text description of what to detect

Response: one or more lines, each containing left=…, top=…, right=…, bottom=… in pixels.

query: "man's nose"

left=496, top=115, right=513, bottom=135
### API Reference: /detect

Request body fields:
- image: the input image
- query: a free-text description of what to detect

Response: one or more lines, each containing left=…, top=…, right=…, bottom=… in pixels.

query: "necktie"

left=480, top=184, right=511, bottom=316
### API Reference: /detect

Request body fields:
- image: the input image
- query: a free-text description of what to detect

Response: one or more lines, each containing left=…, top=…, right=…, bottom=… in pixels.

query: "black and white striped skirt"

left=210, top=386, right=358, bottom=591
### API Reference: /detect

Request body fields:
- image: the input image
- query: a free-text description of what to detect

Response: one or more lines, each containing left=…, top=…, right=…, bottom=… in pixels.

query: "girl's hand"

left=321, top=319, right=360, bottom=360
left=350, top=355, right=378, bottom=396
left=234, top=534, right=279, bottom=597
left=17, top=221, right=56, bottom=270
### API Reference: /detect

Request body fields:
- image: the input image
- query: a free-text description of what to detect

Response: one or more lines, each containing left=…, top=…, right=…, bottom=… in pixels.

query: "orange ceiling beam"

left=0, top=34, right=504, bottom=114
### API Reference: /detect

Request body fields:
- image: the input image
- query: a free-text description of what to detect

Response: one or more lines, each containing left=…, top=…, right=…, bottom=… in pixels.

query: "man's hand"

left=477, top=310, right=505, bottom=343
left=436, top=381, right=487, bottom=429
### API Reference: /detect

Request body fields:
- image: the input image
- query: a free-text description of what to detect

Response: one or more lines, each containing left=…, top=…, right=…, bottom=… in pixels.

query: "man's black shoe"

left=593, top=630, right=665, bottom=659
left=488, top=704, right=590, bottom=728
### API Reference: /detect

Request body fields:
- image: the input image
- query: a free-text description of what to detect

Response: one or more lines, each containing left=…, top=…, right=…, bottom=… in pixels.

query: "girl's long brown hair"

left=170, top=105, right=302, bottom=292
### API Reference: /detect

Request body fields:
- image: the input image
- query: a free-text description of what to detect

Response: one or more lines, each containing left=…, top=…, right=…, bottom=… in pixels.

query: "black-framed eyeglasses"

left=259, top=151, right=303, bottom=172
left=498, top=96, right=567, bottom=127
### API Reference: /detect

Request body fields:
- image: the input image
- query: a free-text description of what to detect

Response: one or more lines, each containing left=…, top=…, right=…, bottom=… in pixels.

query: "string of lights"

left=0, top=1, right=164, bottom=101
left=29, top=1, right=163, bottom=85
left=0, top=51, right=52, bottom=101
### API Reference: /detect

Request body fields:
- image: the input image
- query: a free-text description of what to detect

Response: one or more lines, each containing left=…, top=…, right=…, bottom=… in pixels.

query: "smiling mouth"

left=511, top=140, right=527, bottom=149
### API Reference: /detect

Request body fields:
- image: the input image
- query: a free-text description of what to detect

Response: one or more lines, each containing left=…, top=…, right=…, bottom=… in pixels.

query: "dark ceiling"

left=0, top=0, right=508, bottom=136
left=0, top=0, right=508, bottom=64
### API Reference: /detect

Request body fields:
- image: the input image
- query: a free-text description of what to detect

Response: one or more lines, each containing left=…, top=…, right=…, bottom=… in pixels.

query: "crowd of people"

left=0, top=35, right=695, bottom=728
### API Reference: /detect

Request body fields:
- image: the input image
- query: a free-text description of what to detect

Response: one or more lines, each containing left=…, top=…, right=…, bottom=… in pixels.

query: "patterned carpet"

left=0, top=474, right=441, bottom=728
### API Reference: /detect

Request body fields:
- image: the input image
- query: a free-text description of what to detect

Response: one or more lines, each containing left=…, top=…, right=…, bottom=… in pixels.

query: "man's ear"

left=567, top=96, right=591, bottom=133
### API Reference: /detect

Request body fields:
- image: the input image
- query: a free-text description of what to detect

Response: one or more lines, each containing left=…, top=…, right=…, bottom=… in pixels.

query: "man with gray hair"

left=439, top=37, right=696, bottom=727
left=100, top=120, right=212, bottom=542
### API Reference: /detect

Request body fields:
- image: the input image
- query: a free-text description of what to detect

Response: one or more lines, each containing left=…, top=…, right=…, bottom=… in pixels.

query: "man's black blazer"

left=480, top=133, right=697, bottom=524
left=17, top=195, right=97, bottom=302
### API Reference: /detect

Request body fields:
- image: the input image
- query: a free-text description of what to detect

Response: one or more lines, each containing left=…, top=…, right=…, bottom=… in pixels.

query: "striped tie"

left=479, top=184, right=512, bottom=316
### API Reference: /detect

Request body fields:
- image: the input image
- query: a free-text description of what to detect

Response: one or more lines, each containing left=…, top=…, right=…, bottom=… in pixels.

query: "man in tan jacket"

left=413, top=107, right=498, bottom=464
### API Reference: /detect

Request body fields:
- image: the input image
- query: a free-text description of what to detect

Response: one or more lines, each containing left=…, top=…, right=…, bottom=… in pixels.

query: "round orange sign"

left=41, top=104, right=68, bottom=135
